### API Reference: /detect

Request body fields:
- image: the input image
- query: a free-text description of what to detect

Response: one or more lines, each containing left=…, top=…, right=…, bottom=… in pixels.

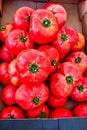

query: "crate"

left=0, top=0, right=87, bottom=130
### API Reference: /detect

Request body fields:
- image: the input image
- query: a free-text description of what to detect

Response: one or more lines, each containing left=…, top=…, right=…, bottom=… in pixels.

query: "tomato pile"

left=0, top=2, right=87, bottom=119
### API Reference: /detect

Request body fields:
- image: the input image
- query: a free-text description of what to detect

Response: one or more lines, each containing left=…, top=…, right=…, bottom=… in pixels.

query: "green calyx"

left=51, top=59, right=57, bottom=66
left=61, top=34, right=68, bottom=41
left=39, top=112, right=46, bottom=118
left=77, top=85, right=84, bottom=92
left=20, top=35, right=27, bottom=43
left=75, top=57, right=81, bottom=63
left=33, top=96, right=40, bottom=105
left=8, top=115, right=15, bottom=119
left=0, top=25, right=6, bottom=31
left=29, top=63, right=39, bottom=74
left=26, top=16, right=30, bottom=22
left=42, top=18, right=51, bottom=28
left=66, top=76, right=73, bottom=84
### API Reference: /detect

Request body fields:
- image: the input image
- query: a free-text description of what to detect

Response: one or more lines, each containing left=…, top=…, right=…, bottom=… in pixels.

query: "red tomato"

left=73, top=104, right=87, bottom=117
left=47, top=92, right=67, bottom=108
left=72, top=32, right=85, bottom=51
left=38, top=45, right=59, bottom=73
left=70, top=77, right=87, bottom=102
left=43, top=3, right=67, bottom=27
left=0, top=45, right=14, bottom=62
left=0, top=106, right=25, bottom=119
left=12, top=7, right=34, bottom=31
left=65, top=51, right=87, bottom=74
left=6, top=29, right=34, bottom=56
left=26, top=104, right=49, bottom=118
left=0, top=23, right=14, bottom=43
left=15, top=83, right=49, bottom=110
left=51, top=27, right=79, bottom=55
left=0, top=62, right=10, bottom=85
left=29, top=9, right=59, bottom=44
left=1, top=84, right=17, bottom=105
left=49, top=108, right=73, bottom=118
left=8, top=59, right=21, bottom=87
left=16, top=49, right=50, bottom=85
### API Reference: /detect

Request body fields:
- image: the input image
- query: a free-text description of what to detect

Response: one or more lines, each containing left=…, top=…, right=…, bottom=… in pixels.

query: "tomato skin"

left=16, top=49, right=50, bottom=85
left=49, top=108, right=73, bottom=118
left=72, top=33, right=85, bottom=51
left=0, top=23, right=14, bottom=43
left=65, top=51, right=87, bottom=74
left=15, top=83, right=49, bottom=110
left=51, top=27, right=79, bottom=55
left=73, top=104, right=87, bottom=117
left=12, top=7, right=34, bottom=31
left=43, top=2, right=55, bottom=9
left=43, top=3, right=67, bottom=27
left=1, top=84, right=17, bottom=105
left=70, top=77, right=87, bottom=102
left=6, top=29, right=34, bottom=56
left=47, top=92, right=67, bottom=108
left=26, top=104, right=49, bottom=118
left=38, top=45, right=59, bottom=73
left=0, top=62, right=10, bottom=85
left=29, top=9, right=59, bottom=44
left=0, top=106, right=25, bottom=119
left=0, top=45, right=14, bottom=62
left=8, top=59, right=21, bottom=87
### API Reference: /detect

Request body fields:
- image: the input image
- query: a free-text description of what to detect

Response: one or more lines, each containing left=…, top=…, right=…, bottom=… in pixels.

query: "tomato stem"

left=51, top=59, right=56, bottom=66
left=77, top=85, right=84, bottom=92
left=26, top=16, right=30, bottom=22
left=20, top=35, right=27, bottom=43
left=61, top=34, right=68, bottom=41
left=75, top=57, right=81, bottom=63
left=29, top=63, right=39, bottom=74
left=33, top=96, right=40, bottom=105
left=8, top=115, right=15, bottom=119
left=42, top=18, right=51, bottom=28
left=66, top=76, right=73, bottom=84
left=39, top=112, right=46, bottom=118
left=0, top=25, right=6, bottom=31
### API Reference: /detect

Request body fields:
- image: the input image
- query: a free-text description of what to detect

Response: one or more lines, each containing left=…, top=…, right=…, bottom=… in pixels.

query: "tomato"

left=16, top=49, right=50, bottom=85
left=0, top=45, right=14, bottom=62
left=26, top=104, right=49, bottom=118
left=29, top=9, right=59, bottom=44
left=0, top=62, right=10, bottom=85
left=73, top=104, right=87, bottom=117
left=43, top=3, right=67, bottom=27
left=8, top=59, right=21, bottom=87
left=51, top=27, right=79, bottom=55
left=47, top=92, right=67, bottom=108
left=1, top=84, right=17, bottom=105
left=6, top=29, right=34, bottom=56
left=38, top=45, right=59, bottom=73
left=49, top=108, right=73, bottom=118
left=65, top=51, right=87, bottom=74
left=0, top=106, right=25, bottom=119
left=12, top=7, right=34, bottom=31
left=70, top=77, right=87, bottom=102
left=71, top=32, right=85, bottom=51
left=0, top=23, right=14, bottom=43
left=15, top=83, right=49, bottom=110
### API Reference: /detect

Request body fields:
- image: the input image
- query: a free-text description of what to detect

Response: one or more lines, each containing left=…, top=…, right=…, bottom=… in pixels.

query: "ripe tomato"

left=65, top=51, right=87, bottom=74
left=0, top=106, right=25, bottom=119
left=49, top=108, right=73, bottom=118
left=0, top=23, right=14, bottom=43
left=15, top=83, right=49, bottom=110
left=73, top=104, right=87, bottom=117
left=38, top=45, right=59, bottom=73
left=26, top=104, right=49, bottom=118
left=1, top=84, right=17, bottom=105
left=0, top=45, right=14, bottom=62
left=29, top=9, right=58, bottom=44
left=16, top=49, right=50, bottom=85
left=70, top=77, right=87, bottom=102
left=6, top=29, right=34, bottom=56
left=43, top=3, right=67, bottom=27
left=12, top=7, right=34, bottom=31
left=0, top=62, right=10, bottom=85
left=51, top=27, right=79, bottom=55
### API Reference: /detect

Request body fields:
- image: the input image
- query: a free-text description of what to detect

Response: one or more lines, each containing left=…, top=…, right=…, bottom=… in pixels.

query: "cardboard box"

left=0, top=0, right=87, bottom=130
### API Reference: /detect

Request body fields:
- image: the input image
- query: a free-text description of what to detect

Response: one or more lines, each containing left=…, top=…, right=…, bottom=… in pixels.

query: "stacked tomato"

left=0, top=2, right=87, bottom=119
